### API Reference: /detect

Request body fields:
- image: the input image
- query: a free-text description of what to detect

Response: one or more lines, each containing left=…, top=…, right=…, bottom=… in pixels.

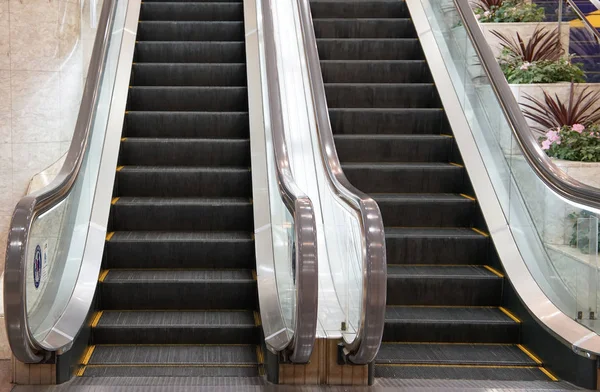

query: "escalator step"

left=372, top=193, right=475, bottom=227
left=312, top=19, right=416, bottom=39
left=124, top=111, right=249, bottom=139
left=328, top=108, right=449, bottom=135
left=116, top=166, right=251, bottom=197
left=325, top=83, right=440, bottom=109
left=317, top=38, right=424, bottom=61
left=100, top=269, right=257, bottom=310
left=127, top=86, right=248, bottom=111
left=140, top=2, right=243, bottom=21
left=377, top=343, right=538, bottom=366
left=94, top=310, right=259, bottom=344
left=134, top=42, right=246, bottom=63
left=110, top=197, right=253, bottom=232
left=334, top=134, right=452, bottom=163
left=119, top=138, right=250, bottom=166
left=132, top=63, right=247, bottom=86
left=321, top=60, right=432, bottom=84
left=385, top=227, right=488, bottom=265
left=137, top=21, right=244, bottom=41
left=310, top=1, right=408, bottom=18
left=342, top=162, right=464, bottom=193
left=387, top=265, right=502, bottom=306
left=82, top=366, right=260, bottom=378
left=374, top=365, right=553, bottom=381
left=105, top=231, right=254, bottom=269
left=383, top=306, right=520, bottom=343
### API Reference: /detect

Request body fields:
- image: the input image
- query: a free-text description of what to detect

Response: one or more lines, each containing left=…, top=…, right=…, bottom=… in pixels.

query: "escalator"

left=79, top=0, right=262, bottom=379
left=309, top=0, right=557, bottom=382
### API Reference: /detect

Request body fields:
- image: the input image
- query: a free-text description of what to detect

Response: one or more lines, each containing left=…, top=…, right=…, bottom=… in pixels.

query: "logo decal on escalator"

left=33, top=245, right=42, bottom=289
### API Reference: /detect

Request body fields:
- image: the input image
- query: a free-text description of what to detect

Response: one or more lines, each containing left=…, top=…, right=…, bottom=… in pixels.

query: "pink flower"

left=520, top=62, right=531, bottom=70
left=572, top=124, right=585, bottom=133
left=541, top=139, right=552, bottom=150
left=484, top=10, right=491, bottom=17
left=475, top=13, right=481, bottom=19
left=545, top=130, right=561, bottom=143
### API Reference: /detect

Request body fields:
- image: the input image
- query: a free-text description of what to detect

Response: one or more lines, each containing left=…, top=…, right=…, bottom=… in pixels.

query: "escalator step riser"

left=374, top=365, right=550, bottom=381
left=325, top=84, right=440, bottom=109
left=313, top=19, right=417, bottom=39
left=110, top=202, right=253, bottom=231
left=343, top=166, right=464, bottom=193
left=93, top=326, right=259, bottom=345
left=377, top=199, right=475, bottom=227
left=335, top=137, right=451, bottom=163
left=383, top=322, right=520, bottom=343
left=321, top=61, right=432, bottom=84
left=137, top=21, right=244, bottom=41
left=120, top=139, right=250, bottom=166
left=329, top=109, right=449, bottom=135
left=82, top=366, right=261, bottom=378
left=100, top=282, right=258, bottom=310
left=310, top=1, right=408, bottom=18
left=105, top=237, right=255, bottom=269
left=127, top=87, right=248, bottom=112
left=317, top=39, right=424, bottom=61
left=140, top=3, right=243, bottom=21
left=386, top=277, right=502, bottom=306
left=385, top=235, right=488, bottom=265
left=134, top=42, right=245, bottom=63
left=132, top=64, right=247, bottom=87
left=125, top=112, right=249, bottom=139
left=116, top=169, right=251, bottom=197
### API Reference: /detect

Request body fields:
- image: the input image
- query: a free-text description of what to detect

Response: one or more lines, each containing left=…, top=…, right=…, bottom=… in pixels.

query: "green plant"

left=569, top=210, right=600, bottom=254
left=500, top=56, right=586, bottom=84
left=472, top=0, right=545, bottom=22
left=539, top=124, right=600, bottom=162
left=522, top=85, right=600, bottom=133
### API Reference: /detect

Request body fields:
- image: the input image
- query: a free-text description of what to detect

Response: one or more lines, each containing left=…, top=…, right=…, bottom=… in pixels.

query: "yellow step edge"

left=98, top=270, right=110, bottom=282
left=449, top=162, right=464, bottom=168
left=105, top=232, right=115, bottom=241
left=81, top=346, right=96, bottom=365
left=459, top=193, right=476, bottom=201
left=91, top=311, right=103, bottom=328
left=483, top=265, right=504, bottom=278
left=121, top=137, right=127, bottom=142
left=471, top=227, right=490, bottom=237
left=256, top=346, right=264, bottom=364
left=253, top=311, right=262, bottom=326
left=111, top=197, right=120, bottom=205
left=76, top=365, right=86, bottom=377
left=252, top=270, right=257, bottom=281
left=517, top=344, right=542, bottom=365
left=539, top=367, right=559, bottom=381
left=499, top=307, right=521, bottom=323
left=116, top=166, right=125, bottom=172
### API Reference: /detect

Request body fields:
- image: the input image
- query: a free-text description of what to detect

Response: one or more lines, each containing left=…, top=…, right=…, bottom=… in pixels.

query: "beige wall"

left=0, top=0, right=102, bottom=359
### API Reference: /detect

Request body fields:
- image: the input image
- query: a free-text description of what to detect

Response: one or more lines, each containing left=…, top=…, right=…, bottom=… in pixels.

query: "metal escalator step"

left=82, top=366, right=260, bottom=378
left=132, top=63, right=246, bottom=87
left=100, top=269, right=257, bottom=310
left=321, top=60, right=432, bottom=84
left=374, top=364, right=553, bottom=381
left=334, top=134, right=452, bottom=163
left=119, top=138, right=250, bottom=166
left=116, top=166, right=251, bottom=197
left=127, top=86, right=248, bottom=112
left=137, top=21, right=244, bottom=41
left=384, top=306, right=520, bottom=343
left=134, top=42, right=246, bottom=63
left=110, top=197, right=253, bottom=232
left=387, top=265, right=502, bottom=306
left=324, top=83, right=440, bottom=109
left=140, top=3, right=243, bottom=21
left=310, top=1, right=408, bottom=19
left=377, top=343, right=538, bottom=366
left=124, top=111, right=249, bottom=139
left=94, top=310, right=259, bottom=344
left=341, top=162, right=464, bottom=194
left=88, top=345, right=259, bottom=366
left=328, top=108, right=449, bottom=135
left=317, top=38, right=424, bottom=61
left=384, top=227, right=488, bottom=265
left=105, top=231, right=254, bottom=269
left=372, top=193, right=475, bottom=227
left=312, top=18, right=416, bottom=39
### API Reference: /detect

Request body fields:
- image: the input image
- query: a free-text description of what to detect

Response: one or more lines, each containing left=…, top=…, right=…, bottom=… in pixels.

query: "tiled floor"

left=0, top=360, right=13, bottom=392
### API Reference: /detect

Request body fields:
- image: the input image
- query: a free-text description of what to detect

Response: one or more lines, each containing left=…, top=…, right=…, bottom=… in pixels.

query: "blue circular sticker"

left=33, top=245, right=42, bottom=289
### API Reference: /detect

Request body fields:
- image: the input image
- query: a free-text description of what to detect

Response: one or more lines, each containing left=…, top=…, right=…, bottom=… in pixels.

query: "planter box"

left=479, top=22, right=570, bottom=58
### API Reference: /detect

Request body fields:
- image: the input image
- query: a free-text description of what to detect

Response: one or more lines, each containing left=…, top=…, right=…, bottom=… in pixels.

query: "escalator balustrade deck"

left=78, top=0, right=262, bottom=379
left=310, top=0, right=557, bottom=383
